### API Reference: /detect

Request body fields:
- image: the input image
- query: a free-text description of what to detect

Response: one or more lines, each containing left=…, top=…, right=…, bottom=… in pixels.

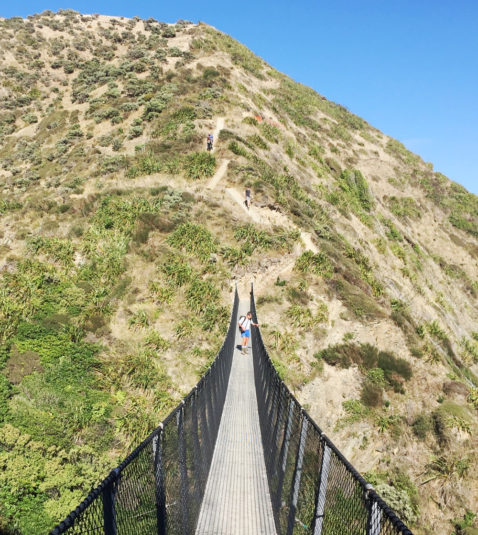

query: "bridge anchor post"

left=152, top=424, right=166, bottom=535
left=312, top=437, right=331, bottom=535
left=102, top=468, right=120, bottom=535
left=275, top=397, right=295, bottom=510
left=365, top=484, right=382, bottom=535
left=286, top=415, right=308, bottom=535
left=177, top=403, right=190, bottom=535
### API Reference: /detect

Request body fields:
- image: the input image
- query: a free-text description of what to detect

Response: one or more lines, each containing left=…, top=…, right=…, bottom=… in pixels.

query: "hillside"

left=0, top=10, right=477, bottom=535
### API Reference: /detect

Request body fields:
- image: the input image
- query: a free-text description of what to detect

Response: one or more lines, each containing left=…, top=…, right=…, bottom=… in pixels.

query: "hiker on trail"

left=238, top=311, right=258, bottom=354
left=244, top=188, right=251, bottom=210
left=207, top=133, right=213, bottom=151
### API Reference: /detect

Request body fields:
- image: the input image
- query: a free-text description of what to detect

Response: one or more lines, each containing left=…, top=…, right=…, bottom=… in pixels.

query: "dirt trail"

left=226, top=188, right=259, bottom=221
left=224, top=187, right=317, bottom=253
left=300, top=231, right=317, bottom=253
left=221, top=181, right=318, bottom=293
left=212, top=117, right=225, bottom=151
left=207, top=117, right=230, bottom=189
left=207, top=159, right=230, bottom=189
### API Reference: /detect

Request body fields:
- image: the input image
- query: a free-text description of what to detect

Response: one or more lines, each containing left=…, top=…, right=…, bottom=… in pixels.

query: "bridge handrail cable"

left=250, top=283, right=413, bottom=535
left=50, top=286, right=239, bottom=535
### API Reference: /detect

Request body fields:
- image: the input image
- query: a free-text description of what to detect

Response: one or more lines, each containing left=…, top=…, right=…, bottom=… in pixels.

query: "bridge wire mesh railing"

left=50, top=287, right=239, bottom=535
left=250, top=285, right=413, bottom=535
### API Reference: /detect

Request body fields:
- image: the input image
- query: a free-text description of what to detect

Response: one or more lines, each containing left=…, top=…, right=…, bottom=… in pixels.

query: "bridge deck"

left=196, top=301, right=276, bottom=535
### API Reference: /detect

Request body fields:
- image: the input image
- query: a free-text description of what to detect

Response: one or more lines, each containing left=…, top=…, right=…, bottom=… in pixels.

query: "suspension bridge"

left=50, top=286, right=413, bottom=535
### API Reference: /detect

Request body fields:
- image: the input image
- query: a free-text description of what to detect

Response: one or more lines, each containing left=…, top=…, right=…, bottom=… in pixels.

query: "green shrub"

left=200, top=304, right=229, bottom=332
left=260, top=123, right=280, bottom=143
left=220, top=246, right=249, bottom=266
left=0, top=199, right=22, bottom=214
left=145, top=331, right=170, bottom=351
left=451, top=510, right=476, bottom=534
left=127, top=154, right=161, bottom=178
left=108, top=351, right=157, bottom=389
left=168, top=222, right=216, bottom=262
left=325, top=157, right=342, bottom=177
left=247, top=134, right=268, bottom=150
left=162, top=26, right=176, bottom=38
left=320, top=342, right=412, bottom=392
left=385, top=139, right=420, bottom=166
left=175, top=318, right=197, bottom=339
left=337, top=169, right=373, bottom=212
left=128, top=124, right=143, bottom=139
left=379, top=215, right=403, bottom=241
left=308, top=144, right=325, bottom=162
left=367, top=367, right=386, bottom=386
left=0, top=374, right=11, bottom=423
left=171, top=106, right=196, bottom=123
left=202, top=67, right=219, bottom=81
left=0, top=423, right=116, bottom=535
left=366, top=470, right=419, bottom=525
left=412, top=414, right=433, bottom=440
left=99, top=155, right=129, bottom=175
left=183, top=151, right=216, bottom=180
left=161, top=254, right=193, bottom=287
left=295, top=250, right=333, bottom=278
left=285, top=142, right=294, bottom=159
left=361, top=380, right=383, bottom=407
left=433, top=400, right=473, bottom=440
left=128, top=309, right=150, bottom=330
left=287, top=286, right=309, bottom=305
left=27, top=237, right=74, bottom=267
left=22, top=112, right=38, bottom=124
left=228, top=140, right=250, bottom=158
left=286, top=305, right=316, bottom=329
left=242, top=116, right=258, bottom=126
left=341, top=399, right=369, bottom=424
left=142, top=87, right=175, bottom=121
left=234, top=224, right=297, bottom=253
left=387, top=196, right=421, bottom=219
left=377, top=351, right=412, bottom=390
left=425, top=320, right=448, bottom=340
left=186, top=278, right=219, bottom=313
left=449, top=213, right=478, bottom=237
left=375, top=482, right=418, bottom=524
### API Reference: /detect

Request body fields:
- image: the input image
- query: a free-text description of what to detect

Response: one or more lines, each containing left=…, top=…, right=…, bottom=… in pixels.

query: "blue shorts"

left=242, top=329, right=250, bottom=338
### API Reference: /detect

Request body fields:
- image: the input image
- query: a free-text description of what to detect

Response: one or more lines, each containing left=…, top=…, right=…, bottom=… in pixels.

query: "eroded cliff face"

left=0, top=10, right=476, bottom=534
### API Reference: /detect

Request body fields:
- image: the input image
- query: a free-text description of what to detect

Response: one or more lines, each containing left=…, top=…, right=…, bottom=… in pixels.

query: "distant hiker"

left=238, top=311, right=258, bottom=354
left=244, top=188, right=251, bottom=210
left=207, top=133, right=213, bottom=151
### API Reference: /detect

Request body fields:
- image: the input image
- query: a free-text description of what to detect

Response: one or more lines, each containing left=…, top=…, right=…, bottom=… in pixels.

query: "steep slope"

left=0, top=11, right=477, bottom=535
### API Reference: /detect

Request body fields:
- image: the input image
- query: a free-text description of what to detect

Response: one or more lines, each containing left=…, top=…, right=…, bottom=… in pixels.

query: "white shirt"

left=239, top=316, right=252, bottom=330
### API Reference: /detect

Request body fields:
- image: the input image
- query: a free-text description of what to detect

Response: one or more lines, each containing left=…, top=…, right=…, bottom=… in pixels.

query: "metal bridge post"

left=269, top=382, right=285, bottom=475
left=212, top=362, right=221, bottom=432
left=275, top=398, right=295, bottom=509
left=264, top=364, right=276, bottom=417
left=153, top=425, right=166, bottom=535
left=312, top=438, right=331, bottom=535
left=366, top=485, right=382, bottom=535
left=102, top=468, right=119, bottom=535
left=191, top=387, right=203, bottom=500
left=205, top=375, right=217, bottom=451
left=286, top=416, right=308, bottom=535
left=199, top=384, right=212, bottom=467
left=177, top=404, right=190, bottom=535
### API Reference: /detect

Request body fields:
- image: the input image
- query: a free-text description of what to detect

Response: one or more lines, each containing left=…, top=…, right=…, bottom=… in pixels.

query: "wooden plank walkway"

left=195, top=301, right=277, bottom=535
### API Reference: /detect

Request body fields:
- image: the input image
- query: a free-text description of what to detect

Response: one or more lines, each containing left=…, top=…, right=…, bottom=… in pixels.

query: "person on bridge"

left=238, top=311, right=259, bottom=354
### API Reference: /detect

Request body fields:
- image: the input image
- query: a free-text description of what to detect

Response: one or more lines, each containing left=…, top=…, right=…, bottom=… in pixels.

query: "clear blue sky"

left=3, top=1, right=478, bottom=194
